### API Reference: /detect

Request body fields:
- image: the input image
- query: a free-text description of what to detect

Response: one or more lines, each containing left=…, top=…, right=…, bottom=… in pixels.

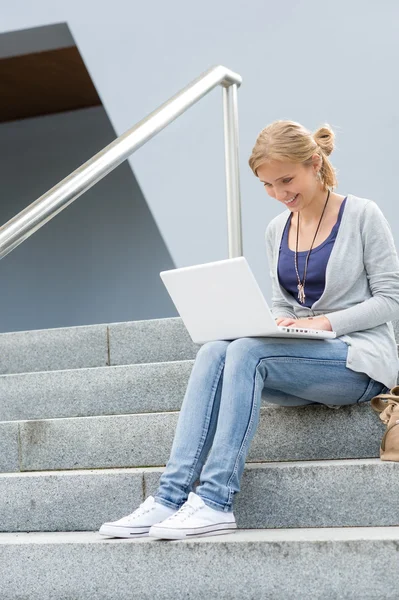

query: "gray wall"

left=0, top=22, right=74, bottom=58
left=1, top=0, right=399, bottom=332
left=0, top=107, right=176, bottom=332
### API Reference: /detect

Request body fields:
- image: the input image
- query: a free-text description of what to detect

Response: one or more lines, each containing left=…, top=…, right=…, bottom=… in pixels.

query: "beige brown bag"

left=371, top=385, right=399, bottom=461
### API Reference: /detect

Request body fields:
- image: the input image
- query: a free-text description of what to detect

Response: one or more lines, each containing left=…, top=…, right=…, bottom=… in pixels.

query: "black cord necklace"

left=294, top=189, right=330, bottom=304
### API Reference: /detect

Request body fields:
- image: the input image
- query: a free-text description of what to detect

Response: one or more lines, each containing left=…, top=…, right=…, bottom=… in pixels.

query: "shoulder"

left=265, top=209, right=290, bottom=239
left=347, top=194, right=389, bottom=226
left=346, top=194, right=384, bottom=217
left=345, top=195, right=391, bottom=241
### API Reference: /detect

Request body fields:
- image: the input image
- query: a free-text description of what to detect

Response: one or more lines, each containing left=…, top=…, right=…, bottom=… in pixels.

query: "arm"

left=326, top=201, right=399, bottom=336
left=265, top=222, right=297, bottom=320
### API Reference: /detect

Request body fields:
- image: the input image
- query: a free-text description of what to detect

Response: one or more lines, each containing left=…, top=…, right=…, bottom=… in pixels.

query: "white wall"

left=2, top=0, right=399, bottom=330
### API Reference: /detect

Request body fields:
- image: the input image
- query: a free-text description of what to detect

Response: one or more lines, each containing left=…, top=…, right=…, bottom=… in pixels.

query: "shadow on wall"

left=0, top=23, right=177, bottom=333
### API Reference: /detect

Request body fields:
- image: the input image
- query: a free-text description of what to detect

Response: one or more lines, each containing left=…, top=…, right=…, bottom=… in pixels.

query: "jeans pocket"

left=356, top=379, right=384, bottom=404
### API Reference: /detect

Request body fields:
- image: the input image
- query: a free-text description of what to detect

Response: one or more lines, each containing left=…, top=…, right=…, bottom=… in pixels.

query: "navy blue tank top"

left=277, top=197, right=347, bottom=308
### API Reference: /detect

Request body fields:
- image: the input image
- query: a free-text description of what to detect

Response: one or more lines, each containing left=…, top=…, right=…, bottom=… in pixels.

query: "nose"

left=275, top=191, right=289, bottom=201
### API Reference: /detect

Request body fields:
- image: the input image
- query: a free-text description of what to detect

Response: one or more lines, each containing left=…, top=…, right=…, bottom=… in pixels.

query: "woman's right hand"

left=275, top=317, right=297, bottom=327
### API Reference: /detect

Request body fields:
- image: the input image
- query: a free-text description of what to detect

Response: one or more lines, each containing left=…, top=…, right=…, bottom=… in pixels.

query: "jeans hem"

left=197, top=494, right=234, bottom=513
left=153, top=496, right=182, bottom=511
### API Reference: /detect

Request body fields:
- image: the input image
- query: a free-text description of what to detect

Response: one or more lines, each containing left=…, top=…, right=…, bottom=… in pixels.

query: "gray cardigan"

left=265, top=194, right=399, bottom=389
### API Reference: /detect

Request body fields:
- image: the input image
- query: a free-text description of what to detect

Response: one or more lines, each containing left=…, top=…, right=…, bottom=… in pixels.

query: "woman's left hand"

left=299, top=316, right=332, bottom=331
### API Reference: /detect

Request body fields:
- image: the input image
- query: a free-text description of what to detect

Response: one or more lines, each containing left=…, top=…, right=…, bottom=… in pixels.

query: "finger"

left=278, top=319, right=296, bottom=327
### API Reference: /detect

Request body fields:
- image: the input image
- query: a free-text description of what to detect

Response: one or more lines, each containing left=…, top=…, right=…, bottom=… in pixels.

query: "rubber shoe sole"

left=149, top=523, right=237, bottom=540
left=99, top=523, right=153, bottom=538
left=149, top=521, right=238, bottom=539
left=98, top=496, right=178, bottom=539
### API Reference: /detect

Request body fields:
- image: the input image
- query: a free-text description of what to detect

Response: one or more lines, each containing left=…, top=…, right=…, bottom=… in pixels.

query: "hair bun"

left=313, top=124, right=335, bottom=157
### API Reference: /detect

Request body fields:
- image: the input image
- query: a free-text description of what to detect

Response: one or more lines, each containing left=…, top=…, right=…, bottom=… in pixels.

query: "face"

left=256, top=156, right=322, bottom=211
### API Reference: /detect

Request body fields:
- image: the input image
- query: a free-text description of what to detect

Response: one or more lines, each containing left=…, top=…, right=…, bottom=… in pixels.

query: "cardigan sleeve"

left=265, top=222, right=297, bottom=320
left=325, top=200, right=399, bottom=336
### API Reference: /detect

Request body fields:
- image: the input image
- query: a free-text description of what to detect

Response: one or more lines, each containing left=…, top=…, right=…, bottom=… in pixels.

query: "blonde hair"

left=248, top=120, right=338, bottom=191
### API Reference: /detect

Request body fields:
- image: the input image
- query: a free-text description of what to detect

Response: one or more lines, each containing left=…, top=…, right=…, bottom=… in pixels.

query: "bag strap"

left=370, top=385, right=399, bottom=410
left=371, top=385, right=399, bottom=424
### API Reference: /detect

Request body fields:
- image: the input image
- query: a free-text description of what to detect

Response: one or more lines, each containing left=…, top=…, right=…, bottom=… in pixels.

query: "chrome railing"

left=0, top=65, right=243, bottom=260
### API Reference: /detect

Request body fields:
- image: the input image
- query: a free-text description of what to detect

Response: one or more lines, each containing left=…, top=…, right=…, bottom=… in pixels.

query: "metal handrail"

left=0, top=64, right=243, bottom=260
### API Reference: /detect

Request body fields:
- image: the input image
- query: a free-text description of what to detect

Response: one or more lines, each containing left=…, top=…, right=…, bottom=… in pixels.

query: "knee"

left=196, top=340, right=230, bottom=360
left=226, top=337, right=267, bottom=362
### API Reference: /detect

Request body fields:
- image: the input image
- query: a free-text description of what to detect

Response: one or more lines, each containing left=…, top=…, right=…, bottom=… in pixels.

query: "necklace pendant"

left=297, top=283, right=306, bottom=304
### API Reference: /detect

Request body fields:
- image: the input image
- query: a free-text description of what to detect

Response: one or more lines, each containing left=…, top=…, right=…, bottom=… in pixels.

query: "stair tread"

left=0, top=457, right=387, bottom=478
left=0, top=358, right=194, bottom=379
left=1, top=526, right=399, bottom=544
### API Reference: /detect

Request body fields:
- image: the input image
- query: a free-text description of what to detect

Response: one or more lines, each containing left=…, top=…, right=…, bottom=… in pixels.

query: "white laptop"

left=160, top=256, right=336, bottom=344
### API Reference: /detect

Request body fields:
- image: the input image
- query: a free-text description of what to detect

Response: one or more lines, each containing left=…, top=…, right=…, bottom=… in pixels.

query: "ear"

left=311, top=153, right=322, bottom=175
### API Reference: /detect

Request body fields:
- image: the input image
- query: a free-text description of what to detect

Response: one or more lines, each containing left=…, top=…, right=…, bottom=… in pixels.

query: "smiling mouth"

left=284, top=194, right=299, bottom=205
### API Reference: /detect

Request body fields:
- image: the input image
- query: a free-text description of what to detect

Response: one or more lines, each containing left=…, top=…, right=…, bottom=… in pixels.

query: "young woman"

left=99, top=120, right=399, bottom=541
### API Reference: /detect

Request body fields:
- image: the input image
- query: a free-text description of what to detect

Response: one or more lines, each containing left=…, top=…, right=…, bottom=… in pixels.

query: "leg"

left=154, top=340, right=230, bottom=510
left=193, top=336, right=386, bottom=513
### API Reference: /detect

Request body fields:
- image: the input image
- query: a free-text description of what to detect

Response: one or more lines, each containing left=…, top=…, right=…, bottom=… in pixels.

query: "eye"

left=263, top=177, right=293, bottom=187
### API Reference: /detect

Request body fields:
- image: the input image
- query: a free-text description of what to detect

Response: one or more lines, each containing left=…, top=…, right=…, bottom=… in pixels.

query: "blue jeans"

left=154, top=337, right=388, bottom=513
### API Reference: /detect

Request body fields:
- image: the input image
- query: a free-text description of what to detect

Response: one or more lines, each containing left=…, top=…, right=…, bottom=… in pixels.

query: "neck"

left=296, top=188, right=331, bottom=226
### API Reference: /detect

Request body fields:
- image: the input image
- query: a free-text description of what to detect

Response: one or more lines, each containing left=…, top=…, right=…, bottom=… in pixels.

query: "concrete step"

left=0, top=402, right=386, bottom=473
left=2, top=317, right=398, bottom=377
left=0, top=459, right=398, bottom=532
left=1, top=354, right=395, bottom=427
left=0, top=527, right=398, bottom=599
left=0, top=360, right=194, bottom=421
left=0, top=317, right=199, bottom=375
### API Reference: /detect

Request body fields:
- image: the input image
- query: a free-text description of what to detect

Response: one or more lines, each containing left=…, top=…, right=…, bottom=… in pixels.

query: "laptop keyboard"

left=279, top=326, right=307, bottom=332
left=278, top=326, right=318, bottom=335
left=277, top=326, right=334, bottom=338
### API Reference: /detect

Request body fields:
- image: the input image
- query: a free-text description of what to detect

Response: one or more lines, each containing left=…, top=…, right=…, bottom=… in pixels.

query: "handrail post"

left=223, top=83, right=243, bottom=258
left=0, top=65, right=242, bottom=260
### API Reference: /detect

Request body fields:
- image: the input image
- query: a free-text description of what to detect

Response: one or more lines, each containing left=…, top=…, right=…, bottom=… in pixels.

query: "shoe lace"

left=167, top=502, right=198, bottom=522
left=125, top=501, right=154, bottom=522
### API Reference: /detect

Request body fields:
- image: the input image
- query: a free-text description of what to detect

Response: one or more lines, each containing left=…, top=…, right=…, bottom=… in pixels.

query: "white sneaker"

left=99, top=496, right=178, bottom=539
left=149, top=491, right=237, bottom=540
